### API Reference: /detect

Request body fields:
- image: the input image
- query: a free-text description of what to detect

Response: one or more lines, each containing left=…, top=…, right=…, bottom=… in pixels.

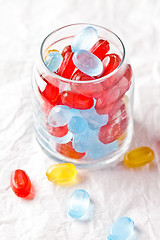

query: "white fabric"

left=0, top=0, right=160, bottom=239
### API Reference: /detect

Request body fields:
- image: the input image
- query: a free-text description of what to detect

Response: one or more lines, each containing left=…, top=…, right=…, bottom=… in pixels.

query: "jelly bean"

left=50, top=131, right=73, bottom=144
left=38, top=80, right=59, bottom=105
left=56, top=141, right=85, bottom=159
left=68, top=116, right=88, bottom=134
left=88, top=139, right=118, bottom=159
left=57, top=52, right=75, bottom=79
left=90, top=39, right=110, bottom=60
left=124, top=64, right=132, bottom=82
left=116, top=76, right=130, bottom=100
left=71, top=70, right=103, bottom=98
left=47, top=105, right=72, bottom=127
left=80, top=107, right=108, bottom=128
left=102, top=54, right=121, bottom=76
left=99, top=110, right=128, bottom=144
left=95, top=102, right=114, bottom=115
left=10, top=170, right=32, bottom=198
left=108, top=99, right=126, bottom=121
left=41, top=100, right=55, bottom=116
left=46, top=163, right=77, bottom=183
left=71, top=26, right=98, bottom=52
left=73, top=50, right=103, bottom=76
left=61, top=45, right=72, bottom=58
left=43, top=49, right=58, bottom=61
left=124, top=147, right=154, bottom=168
left=45, top=50, right=63, bottom=72
left=68, top=189, right=90, bottom=218
left=107, top=217, right=134, bottom=240
left=55, top=94, right=63, bottom=105
left=61, top=91, right=94, bottom=110
left=46, top=122, right=68, bottom=137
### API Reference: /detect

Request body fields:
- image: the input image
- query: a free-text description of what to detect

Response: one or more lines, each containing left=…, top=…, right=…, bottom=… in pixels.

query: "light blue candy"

left=80, top=108, right=108, bottom=129
left=50, top=131, right=73, bottom=144
left=68, top=116, right=88, bottom=134
left=88, top=140, right=118, bottom=160
left=73, top=50, right=103, bottom=76
left=68, top=189, right=90, bottom=218
left=47, top=105, right=72, bottom=127
left=71, top=26, right=98, bottom=52
left=107, top=217, right=134, bottom=240
left=45, top=51, right=63, bottom=72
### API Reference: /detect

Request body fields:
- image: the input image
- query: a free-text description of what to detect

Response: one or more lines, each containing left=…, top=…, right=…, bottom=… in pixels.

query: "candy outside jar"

left=32, top=23, right=134, bottom=168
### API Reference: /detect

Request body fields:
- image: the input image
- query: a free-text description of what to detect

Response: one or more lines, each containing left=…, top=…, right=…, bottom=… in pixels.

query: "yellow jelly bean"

left=46, top=163, right=77, bottom=183
left=124, top=147, right=154, bottom=168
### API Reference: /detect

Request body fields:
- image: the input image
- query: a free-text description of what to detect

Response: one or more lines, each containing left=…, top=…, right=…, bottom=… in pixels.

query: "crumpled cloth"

left=0, top=0, right=160, bottom=239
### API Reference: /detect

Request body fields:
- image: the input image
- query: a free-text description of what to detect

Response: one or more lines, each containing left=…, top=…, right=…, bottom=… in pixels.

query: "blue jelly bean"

left=88, top=140, right=118, bottom=160
left=71, top=26, right=98, bottom=52
left=45, top=51, right=63, bottom=72
left=68, top=189, right=90, bottom=218
left=50, top=131, right=73, bottom=144
left=73, top=50, right=103, bottom=76
left=80, top=108, right=108, bottom=129
left=107, top=217, right=134, bottom=240
left=47, top=105, right=72, bottom=127
left=68, top=116, right=88, bottom=134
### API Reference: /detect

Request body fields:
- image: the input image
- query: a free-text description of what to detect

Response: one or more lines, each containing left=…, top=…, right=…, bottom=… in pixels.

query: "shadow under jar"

left=32, top=23, right=134, bottom=168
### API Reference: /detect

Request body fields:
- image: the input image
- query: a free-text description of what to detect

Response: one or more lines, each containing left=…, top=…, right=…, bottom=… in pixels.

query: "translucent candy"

left=68, top=116, right=88, bottom=134
left=56, top=141, right=85, bottom=159
left=107, top=217, right=134, bottom=240
left=10, top=170, right=32, bottom=198
left=46, top=123, right=68, bottom=137
left=45, top=51, right=63, bottom=72
left=73, top=50, right=103, bottom=76
left=124, top=147, right=154, bottom=168
left=90, top=39, right=110, bottom=60
left=50, top=131, right=73, bottom=144
left=80, top=107, right=108, bottom=129
left=61, top=45, right=72, bottom=58
left=46, top=163, right=77, bottom=183
left=71, top=26, right=98, bottom=52
left=61, top=91, right=94, bottom=110
left=68, top=189, right=90, bottom=218
left=57, top=52, right=75, bottom=79
left=47, top=105, right=72, bottom=127
left=88, top=139, right=118, bottom=159
left=102, top=54, right=121, bottom=76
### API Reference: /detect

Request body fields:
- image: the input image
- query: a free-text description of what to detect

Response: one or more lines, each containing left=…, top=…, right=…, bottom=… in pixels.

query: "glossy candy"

left=46, top=123, right=68, bottom=137
left=124, top=147, right=154, bottom=168
left=68, top=116, right=88, bottom=134
left=102, top=54, right=121, bottom=76
left=56, top=141, right=85, bottom=159
left=61, top=91, right=94, bottom=110
left=90, top=39, right=110, bottom=60
left=45, top=50, right=63, bottom=72
left=68, top=189, right=90, bottom=218
left=107, top=217, right=134, bottom=240
left=50, top=131, right=73, bottom=144
left=47, top=105, right=72, bottom=127
left=73, top=50, right=103, bottom=76
left=39, top=81, right=59, bottom=105
left=57, top=52, right=75, bottom=79
left=71, top=26, right=98, bottom=52
left=61, top=45, right=72, bottom=58
left=10, top=170, right=32, bottom=198
left=46, top=163, right=77, bottom=183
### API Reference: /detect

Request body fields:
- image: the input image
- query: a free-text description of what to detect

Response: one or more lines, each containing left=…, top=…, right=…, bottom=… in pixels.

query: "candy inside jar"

left=32, top=24, right=134, bottom=167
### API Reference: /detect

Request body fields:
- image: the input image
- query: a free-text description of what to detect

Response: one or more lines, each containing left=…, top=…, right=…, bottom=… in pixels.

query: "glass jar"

left=32, top=23, right=134, bottom=168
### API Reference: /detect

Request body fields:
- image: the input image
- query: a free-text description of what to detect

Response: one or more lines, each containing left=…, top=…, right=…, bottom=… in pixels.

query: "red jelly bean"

left=46, top=123, right=68, bottom=137
left=61, top=45, right=72, bottom=58
left=108, top=99, right=126, bottom=121
left=55, top=94, right=63, bottom=105
left=102, top=54, right=121, bottom=76
left=99, top=110, right=128, bottom=144
left=57, top=52, right=75, bottom=79
left=90, top=39, right=110, bottom=60
left=61, top=91, right=94, bottom=110
left=56, top=141, right=85, bottom=159
left=41, top=101, right=55, bottom=116
left=10, top=170, right=32, bottom=198
left=71, top=70, right=103, bottom=98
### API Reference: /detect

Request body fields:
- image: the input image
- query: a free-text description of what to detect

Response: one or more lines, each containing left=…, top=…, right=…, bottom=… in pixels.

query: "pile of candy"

left=10, top=146, right=155, bottom=239
left=36, top=26, right=132, bottom=161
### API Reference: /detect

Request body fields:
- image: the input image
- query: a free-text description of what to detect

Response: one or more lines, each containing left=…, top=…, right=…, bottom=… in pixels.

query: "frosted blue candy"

left=73, top=50, right=103, bottom=76
left=80, top=108, right=108, bottom=129
left=107, top=217, right=134, bottom=240
left=88, top=140, right=118, bottom=160
left=47, top=105, right=72, bottom=127
left=71, top=26, right=98, bottom=52
left=45, top=51, right=63, bottom=72
left=68, top=116, right=88, bottom=134
left=68, top=189, right=90, bottom=218
left=50, top=131, right=73, bottom=144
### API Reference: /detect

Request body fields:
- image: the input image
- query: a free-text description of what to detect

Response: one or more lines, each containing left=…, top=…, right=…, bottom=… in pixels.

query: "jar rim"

left=40, top=23, right=126, bottom=84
